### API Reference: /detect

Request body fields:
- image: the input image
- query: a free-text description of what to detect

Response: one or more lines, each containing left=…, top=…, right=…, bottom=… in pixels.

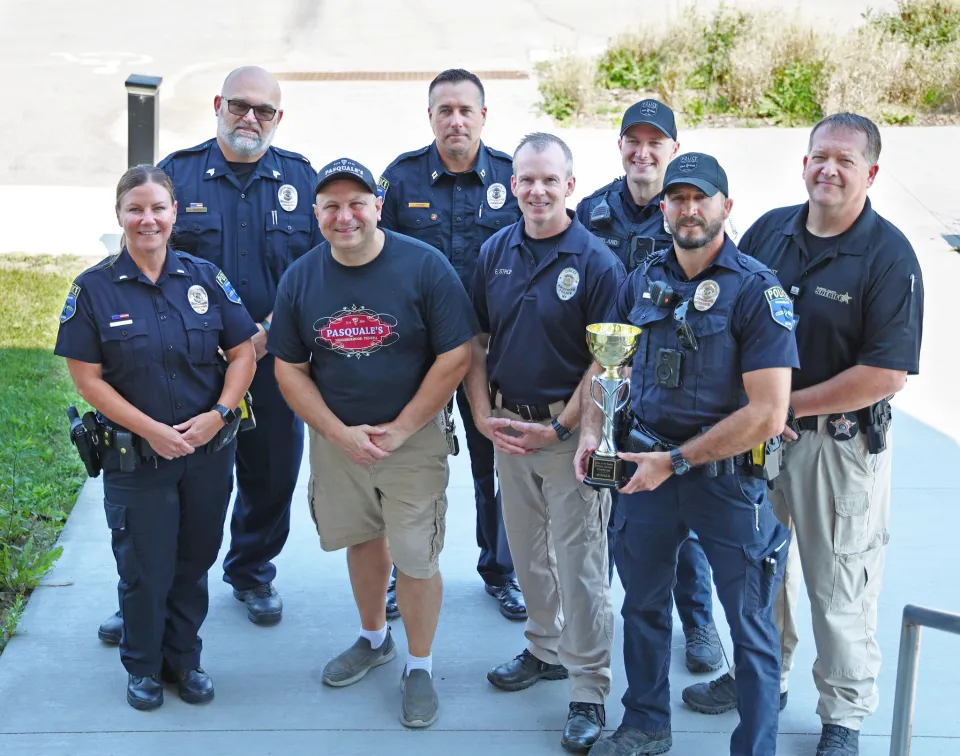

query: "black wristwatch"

left=260, top=319, right=271, bottom=333
left=212, top=404, right=236, bottom=425
left=551, top=417, right=573, bottom=442
left=670, top=447, right=691, bottom=476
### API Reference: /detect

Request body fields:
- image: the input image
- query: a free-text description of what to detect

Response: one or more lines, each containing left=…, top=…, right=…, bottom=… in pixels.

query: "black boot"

left=161, top=663, right=215, bottom=704
left=486, top=649, right=568, bottom=692
left=126, top=673, right=163, bottom=711
left=561, top=702, right=605, bottom=753
left=98, top=611, right=122, bottom=645
left=233, top=582, right=283, bottom=625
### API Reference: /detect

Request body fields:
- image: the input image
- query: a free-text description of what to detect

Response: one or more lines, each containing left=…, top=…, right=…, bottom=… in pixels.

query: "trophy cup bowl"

left=584, top=323, right=643, bottom=489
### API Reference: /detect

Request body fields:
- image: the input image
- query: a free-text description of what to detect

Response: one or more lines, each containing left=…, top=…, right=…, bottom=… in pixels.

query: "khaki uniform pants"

left=494, top=408, right=614, bottom=704
left=731, top=417, right=892, bottom=729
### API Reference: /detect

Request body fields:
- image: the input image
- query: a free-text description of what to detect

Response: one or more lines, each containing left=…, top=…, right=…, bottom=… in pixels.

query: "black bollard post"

left=124, top=74, right=163, bottom=168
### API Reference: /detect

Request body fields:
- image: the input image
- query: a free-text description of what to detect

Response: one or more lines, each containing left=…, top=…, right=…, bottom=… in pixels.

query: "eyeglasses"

left=674, top=299, right=699, bottom=351
left=225, top=99, right=278, bottom=122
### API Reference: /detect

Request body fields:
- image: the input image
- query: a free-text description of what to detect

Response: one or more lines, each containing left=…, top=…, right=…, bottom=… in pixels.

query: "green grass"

left=537, top=0, right=960, bottom=127
left=0, top=255, right=89, bottom=653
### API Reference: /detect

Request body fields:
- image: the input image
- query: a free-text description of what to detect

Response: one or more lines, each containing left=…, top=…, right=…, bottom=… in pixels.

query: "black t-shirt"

left=801, top=226, right=839, bottom=268
left=226, top=159, right=258, bottom=185
left=740, top=199, right=924, bottom=392
left=521, top=228, right=564, bottom=267
left=268, top=230, right=480, bottom=427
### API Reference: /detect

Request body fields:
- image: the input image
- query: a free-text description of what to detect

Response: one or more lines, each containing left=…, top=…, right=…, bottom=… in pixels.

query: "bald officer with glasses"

left=95, top=66, right=322, bottom=643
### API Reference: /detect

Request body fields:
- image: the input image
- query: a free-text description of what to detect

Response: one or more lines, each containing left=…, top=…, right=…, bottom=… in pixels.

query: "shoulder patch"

left=60, top=282, right=82, bottom=323
left=764, top=285, right=795, bottom=330
left=216, top=270, right=243, bottom=305
left=377, top=175, right=390, bottom=193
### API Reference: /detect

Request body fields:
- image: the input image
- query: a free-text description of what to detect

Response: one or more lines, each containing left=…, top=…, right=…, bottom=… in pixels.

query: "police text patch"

left=764, top=286, right=794, bottom=330
left=216, top=271, right=243, bottom=305
left=60, top=283, right=81, bottom=323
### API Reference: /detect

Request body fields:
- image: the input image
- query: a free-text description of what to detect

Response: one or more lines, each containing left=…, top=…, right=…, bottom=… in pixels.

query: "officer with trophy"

left=576, top=153, right=799, bottom=756
left=465, top=132, right=624, bottom=753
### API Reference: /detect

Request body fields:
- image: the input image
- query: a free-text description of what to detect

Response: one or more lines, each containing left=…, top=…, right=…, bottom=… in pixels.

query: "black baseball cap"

left=662, top=152, right=729, bottom=197
left=620, top=99, right=677, bottom=141
left=314, top=158, right=378, bottom=196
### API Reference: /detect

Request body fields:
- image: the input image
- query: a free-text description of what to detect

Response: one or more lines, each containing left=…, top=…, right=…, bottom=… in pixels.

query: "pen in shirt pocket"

left=478, top=204, right=483, bottom=219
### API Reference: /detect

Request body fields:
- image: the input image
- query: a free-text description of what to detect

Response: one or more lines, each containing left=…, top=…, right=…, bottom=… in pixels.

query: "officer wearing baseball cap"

left=576, top=101, right=723, bottom=677
left=578, top=151, right=797, bottom=756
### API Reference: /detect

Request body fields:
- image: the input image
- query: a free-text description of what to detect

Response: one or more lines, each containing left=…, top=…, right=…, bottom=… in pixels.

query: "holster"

left=66, top=407, right=101, bottom=478
left=862, top=399, right=892, bottom=454
left=213, top=413, right=242, bottom=453
left=750, top=435, right=783, bottom=481
left=238, top=391, right=256, bottom=432
left=439, top=405, right=459, bottom=456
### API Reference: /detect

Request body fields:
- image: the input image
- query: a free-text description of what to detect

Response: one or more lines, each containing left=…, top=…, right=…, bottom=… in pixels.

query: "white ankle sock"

left=359, top=626, right=387, bottom=649
left=405, top=653, right=432, bottom=677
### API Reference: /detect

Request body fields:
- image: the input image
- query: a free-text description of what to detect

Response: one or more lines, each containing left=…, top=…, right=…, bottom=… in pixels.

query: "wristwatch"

left=260, top=319, right=271, bottom=333
left=551, top=417, right=573, bottom=442
left=670, top=447, right=691, bottom=475
left=212, top=404, right=236, bottom=425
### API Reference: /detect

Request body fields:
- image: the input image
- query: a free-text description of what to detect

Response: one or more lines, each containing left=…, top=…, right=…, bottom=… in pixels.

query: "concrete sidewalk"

left=0, top=406, right=958, bottom=755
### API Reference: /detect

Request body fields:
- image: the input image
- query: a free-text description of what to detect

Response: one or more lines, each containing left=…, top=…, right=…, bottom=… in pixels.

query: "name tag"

left=408, top=202, right=431, bottom=208
left=109, top=319, right=133, bottom=327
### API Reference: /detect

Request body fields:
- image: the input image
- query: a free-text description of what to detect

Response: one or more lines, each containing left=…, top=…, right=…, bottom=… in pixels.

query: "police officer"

left=96, top=66, right=320, bottom=640
left=467, top=133, right=623, bottom=753
left=579, top=153, right=798, bottom=756
left=56, top=165, right=258, bottom=709
left=576, top=99, right=722, bottom=675
left=682, top=114, right=924, bottom=756
left=270, top=158, right=478, bottom=729
left=378, top=68, right=524, bottom=621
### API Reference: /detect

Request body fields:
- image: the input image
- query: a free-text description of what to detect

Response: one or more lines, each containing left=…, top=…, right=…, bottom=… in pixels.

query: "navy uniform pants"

left=222, top=354, right=304, bottom=590
left=615, top=471, right=789, bottom=756
left=102, top=442, right=235, bottom=676
left=608, top=490, right=713, bottom=627
left=454, top=384, right=515, bottom=587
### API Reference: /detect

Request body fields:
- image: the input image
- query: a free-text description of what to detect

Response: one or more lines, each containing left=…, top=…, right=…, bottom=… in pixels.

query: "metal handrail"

left=889, top=604, right=960, bottom=755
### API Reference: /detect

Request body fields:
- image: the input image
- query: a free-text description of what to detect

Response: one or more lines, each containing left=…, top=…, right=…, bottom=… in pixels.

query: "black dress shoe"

left=386, top=576, right=400, bottom=620
left=161, top=664, right=215, bottom=704
left=487, top=649, right=568, bottom=692
left=98, top=610, right=122, bottom=645
left=233, top=582, right=283, bottom=625
left=127, top=673, right=163, bottom=711
left=562, top=702, right=605, bottom=753
left=484, top=579, right=527, bottom=620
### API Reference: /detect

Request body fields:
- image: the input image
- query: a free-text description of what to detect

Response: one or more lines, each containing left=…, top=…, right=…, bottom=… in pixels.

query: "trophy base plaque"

left=585, top=454, right=626, bottom=489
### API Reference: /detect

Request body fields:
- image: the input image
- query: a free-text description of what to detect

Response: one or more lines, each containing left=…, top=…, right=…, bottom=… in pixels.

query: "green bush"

left=865, top=0, right=960, bottom=48
left=758, top=60, right=826, bottom=125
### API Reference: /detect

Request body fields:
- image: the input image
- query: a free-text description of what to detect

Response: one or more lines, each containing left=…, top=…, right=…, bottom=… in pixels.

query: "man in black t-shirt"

left=269, top=158, right=478, bottom=730
left=682, top=114, right=924, bottom=756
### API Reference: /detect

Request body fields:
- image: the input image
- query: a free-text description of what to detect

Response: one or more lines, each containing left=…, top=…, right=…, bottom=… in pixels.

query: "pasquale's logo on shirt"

left=315, top=306, right=400, bottom=357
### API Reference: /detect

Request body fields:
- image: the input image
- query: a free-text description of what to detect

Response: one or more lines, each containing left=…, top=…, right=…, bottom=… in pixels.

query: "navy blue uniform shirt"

left=267, top=230, right=479, bottom=428
left=379, top=141, right=521, bottom=293
left=158, top=139, right=322, bottom=323
left=575, top=177, right=673, bottom=272
left=738, top=197, right=924, bottom=392
left=473, top=210, right=626, bottom=406
left=54, top=247, right=258, bottom=427
left=613, top=236, right=800, bottom=442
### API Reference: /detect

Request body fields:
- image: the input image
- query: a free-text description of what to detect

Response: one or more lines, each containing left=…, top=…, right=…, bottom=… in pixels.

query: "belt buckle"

left=517, top=404, right=535, bottom=422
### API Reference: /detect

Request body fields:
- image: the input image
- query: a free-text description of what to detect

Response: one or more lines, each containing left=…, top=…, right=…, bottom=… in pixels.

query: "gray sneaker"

left=322, top=629, right=397, bottom=687
left=400, top=668, right=439, bottom=728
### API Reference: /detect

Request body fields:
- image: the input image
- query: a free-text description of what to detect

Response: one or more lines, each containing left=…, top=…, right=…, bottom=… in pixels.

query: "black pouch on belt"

left=114, top=430, right=139, bottom=473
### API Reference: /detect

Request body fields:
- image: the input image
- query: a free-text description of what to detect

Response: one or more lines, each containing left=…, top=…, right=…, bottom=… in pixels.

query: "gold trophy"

left=585, top=323, right=643, bottom=489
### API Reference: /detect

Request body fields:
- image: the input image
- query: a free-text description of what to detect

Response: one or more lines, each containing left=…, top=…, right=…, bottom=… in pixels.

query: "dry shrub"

left=535, top=53, right=596, bottom=123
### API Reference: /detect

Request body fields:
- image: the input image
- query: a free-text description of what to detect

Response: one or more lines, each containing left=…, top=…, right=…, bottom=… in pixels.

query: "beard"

left=673, top=216, right=724, bottom=250
left=217, top=117, right=274, bottom=158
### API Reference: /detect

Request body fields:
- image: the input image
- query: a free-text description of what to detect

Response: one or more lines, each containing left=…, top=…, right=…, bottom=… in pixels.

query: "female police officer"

left=54, top=165, right=258, bottom=710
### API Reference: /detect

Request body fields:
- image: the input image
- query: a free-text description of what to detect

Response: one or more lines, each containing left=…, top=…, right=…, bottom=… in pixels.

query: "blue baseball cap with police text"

left=620, top=99, right=677, bottom=141
left=662, top=152, right=729, bottom=197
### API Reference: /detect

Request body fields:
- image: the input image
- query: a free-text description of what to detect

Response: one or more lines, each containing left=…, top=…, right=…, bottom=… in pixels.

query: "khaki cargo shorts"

left=306, top=417, right=451, bottom=579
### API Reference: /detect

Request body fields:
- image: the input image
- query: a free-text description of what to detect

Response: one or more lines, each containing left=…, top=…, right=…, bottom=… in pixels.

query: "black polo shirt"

left=471, top=211, right=626, bottom=405
left=739, top=198, right=923, bottom=391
